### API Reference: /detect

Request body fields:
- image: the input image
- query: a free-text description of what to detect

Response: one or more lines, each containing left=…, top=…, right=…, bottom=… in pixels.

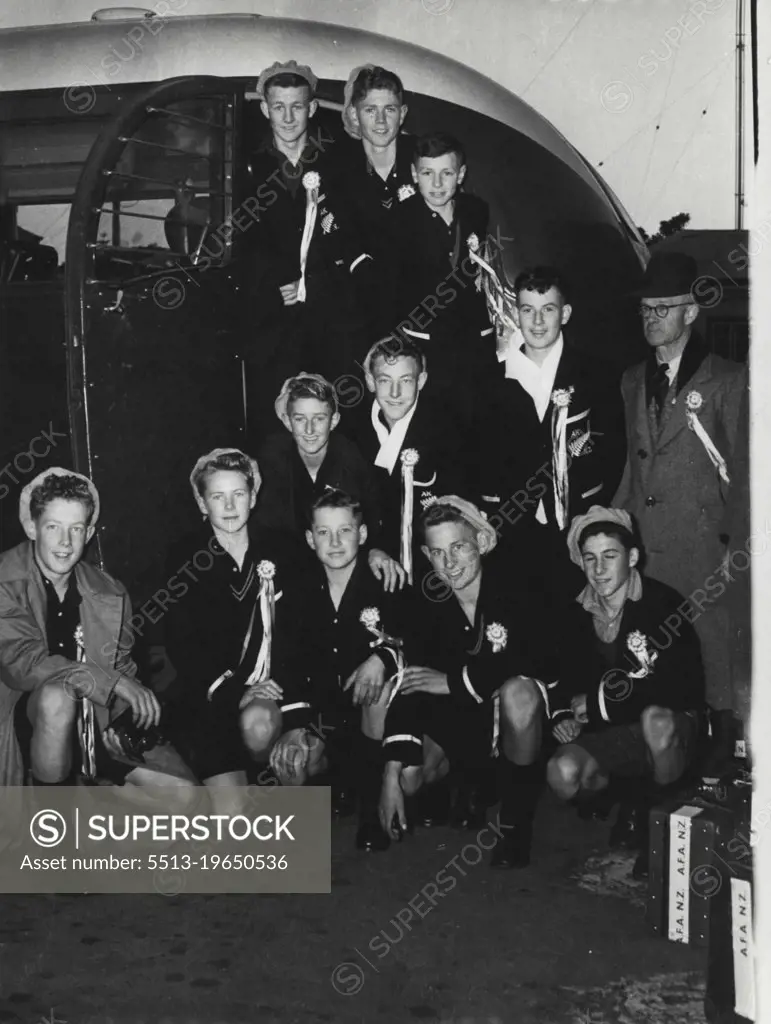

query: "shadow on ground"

left=0, top=791, right=705, bottom=1024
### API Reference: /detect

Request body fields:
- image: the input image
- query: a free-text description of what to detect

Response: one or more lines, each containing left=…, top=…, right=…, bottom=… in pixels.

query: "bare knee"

left=240, top=701, right=281, bottom=754
left=641, top=706, right=676, bottom=752
left=30, top=680, right=78, bottom=730
left=500, top=676, right=542, bottom=727
left=547, top=750, right=582, bottom=797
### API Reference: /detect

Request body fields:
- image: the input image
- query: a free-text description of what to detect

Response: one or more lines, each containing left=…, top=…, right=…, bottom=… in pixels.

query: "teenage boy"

left=0, top=468, right=196, bottom=797
left=357, top=335, right=473, bottom=573
left=275, top=489, right=410, bottom=852
left=380, top=498, right=555, bottom=869
left=393, top=132, right=497, bottom=414
left=254, top=372, right=403, bottom=589
left=245, top=60, right=369, bottom=433
left=337, top=64, right=415, bottom=340
left=479, top=266, right=626, bottom=593
left=614, top=250, right=747, bottom=745
left=546, top=506, right=706, bottom=877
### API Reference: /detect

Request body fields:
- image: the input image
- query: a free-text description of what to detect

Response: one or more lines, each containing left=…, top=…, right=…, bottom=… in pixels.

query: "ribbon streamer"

left=687, top=410, right=730, bottom=485
left=551, top=400, right=571, bottom=531
left=297, top=183, right=319, bottom=303
left=245, top=573, right=276, bottom=687
left=400, top=450, right=419, bottom=584
left=361, top=619, right=406, bottom=709
left=74, top=634, right=96, bottom=781
left=491, top=693, right=500, bottom=758
left=472, top=247, right=519, bottom=334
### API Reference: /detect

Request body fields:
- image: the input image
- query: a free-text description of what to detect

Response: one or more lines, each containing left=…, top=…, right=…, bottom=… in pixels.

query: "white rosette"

left=297, top=172, right=321, bottom=303
left=74, top=624, right=96, bottom=781
left=626, top=629, right=657, bottom=679
left=398, top=184, right=415, bottom=201
left=359, top=608, right=406, bottom=708
left=685, top=390, right=730, bottom=484
left=486, top=622, right=508, bottom=654
left=400, top=448, right=420, bottom=585
left=550, top=387, right=575, bottom=530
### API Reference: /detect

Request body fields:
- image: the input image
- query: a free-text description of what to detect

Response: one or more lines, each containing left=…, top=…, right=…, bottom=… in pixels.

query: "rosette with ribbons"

left=74, top=624, right=97, bottom=781
left=400, top=448, right=420, bottom=584
left=471, top=241, right=519, bottom=335
left=359, top=608, right=406, bottom=708
left=297, top=172, right=321, bottom=303
left=550, top=387, right=574, bottom=531
left=685, top=390, right=730, bottom=485
left=626, top=630, right=657, bottom=679
left=207, top=560, right=277, bottom=701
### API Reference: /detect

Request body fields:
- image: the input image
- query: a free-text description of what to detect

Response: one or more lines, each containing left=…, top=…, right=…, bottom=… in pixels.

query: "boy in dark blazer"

left=355, top=336, right=474, bottom=578
left=546, top=506, right=706, bottom=877
left=478, top=266, right=627, bottom=595
left=391, top=132, right=497, bottom=416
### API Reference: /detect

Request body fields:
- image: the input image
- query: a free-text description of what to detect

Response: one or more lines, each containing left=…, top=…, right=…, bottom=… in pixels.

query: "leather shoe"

left=355, top=819, right=390, bottom=852
left=490, top=825, right=531, bottom=869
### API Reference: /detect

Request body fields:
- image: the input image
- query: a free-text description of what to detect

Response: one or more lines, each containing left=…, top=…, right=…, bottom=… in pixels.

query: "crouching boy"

left=0, top=468, right=196, bottom=802
left=546, top=506, right=706, bottom=877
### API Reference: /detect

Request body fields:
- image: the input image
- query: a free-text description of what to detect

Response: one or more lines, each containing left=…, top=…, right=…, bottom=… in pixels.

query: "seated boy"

left=273, top=489, right=409, bottom=852
left=392, top=131, right=497, bottom=416
left=356, top=335, right=474, bottom=577
left=546, top=506, right=706, bottom=877
left=0, top=468, right=196, bottom=802
left=254, top=372, right=403, bottom=589
left=379, top=497, right=555, bottom=869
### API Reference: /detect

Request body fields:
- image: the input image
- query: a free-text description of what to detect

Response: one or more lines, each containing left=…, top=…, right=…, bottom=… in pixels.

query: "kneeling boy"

left=546, top=506, right=706, bottom=877
left=274, top=489, right=409, bottom=851
left=380, top=497, right=556, bottom=868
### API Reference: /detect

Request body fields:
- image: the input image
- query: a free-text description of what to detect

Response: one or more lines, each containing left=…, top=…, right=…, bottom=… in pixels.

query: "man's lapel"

left=656, top=335, right=711, bottom=450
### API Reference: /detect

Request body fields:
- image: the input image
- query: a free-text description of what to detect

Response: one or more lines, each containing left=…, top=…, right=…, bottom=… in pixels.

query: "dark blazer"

left=283, top=555, right=412, bottom=717
left=245, top=133, right=360, bottom=316
left=164, top=524, right=310, bottom=729
left=393, top=191, right=493, bottom=341
left=549, top=576, right=705, bottom=728
left=254, top=430, right=385, bottom=550
left=355, top=396, right=475, bottom=560
left=332, top=134, right=416, bottom=338
left=478, top=343, right=627, bottom=530
left=404, top=553, right=555, bottom=707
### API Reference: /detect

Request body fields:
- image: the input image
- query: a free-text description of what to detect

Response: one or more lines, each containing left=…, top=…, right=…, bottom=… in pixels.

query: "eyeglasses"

left=638, top=301, right=693, bottom=320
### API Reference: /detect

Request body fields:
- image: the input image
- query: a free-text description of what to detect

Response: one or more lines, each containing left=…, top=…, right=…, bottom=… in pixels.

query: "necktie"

left=651, top=362, right=670, bottom=417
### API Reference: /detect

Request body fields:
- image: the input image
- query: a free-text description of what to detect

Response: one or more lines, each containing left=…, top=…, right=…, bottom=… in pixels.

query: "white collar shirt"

left=371, top=398, right=419, bottom=475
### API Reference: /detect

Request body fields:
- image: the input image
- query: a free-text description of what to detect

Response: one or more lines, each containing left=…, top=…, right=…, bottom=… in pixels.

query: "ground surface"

left=0, top=791, right=707, bottom=1024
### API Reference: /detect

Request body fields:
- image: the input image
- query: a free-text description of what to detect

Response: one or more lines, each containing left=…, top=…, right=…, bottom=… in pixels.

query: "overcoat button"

left=637, top=449, right=648, bottom=459
left=645, top=495, right=657, bottom=507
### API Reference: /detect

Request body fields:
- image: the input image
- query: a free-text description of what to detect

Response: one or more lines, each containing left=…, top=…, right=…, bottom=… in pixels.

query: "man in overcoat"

left=613, top=251, right=748, bottom=732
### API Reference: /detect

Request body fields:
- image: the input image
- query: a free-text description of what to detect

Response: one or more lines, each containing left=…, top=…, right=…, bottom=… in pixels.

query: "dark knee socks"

left=499, top=758, right=543, bottom=829
left=355, top=735, right=384, bottom=824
